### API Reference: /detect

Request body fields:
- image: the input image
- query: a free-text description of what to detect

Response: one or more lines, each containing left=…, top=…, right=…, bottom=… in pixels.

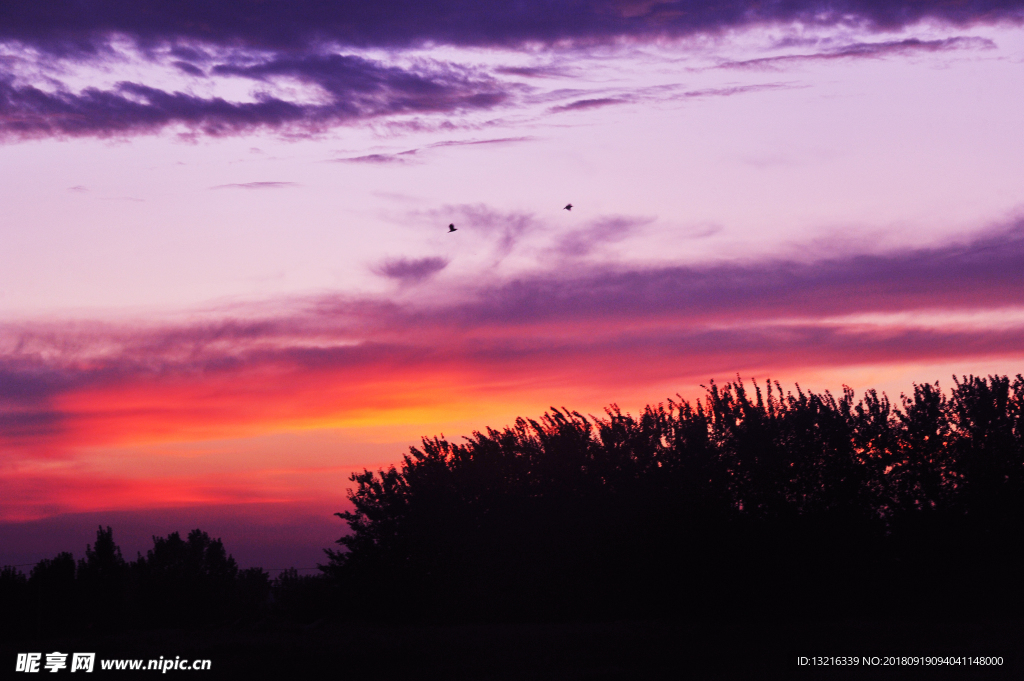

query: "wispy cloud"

left=671, top=83, right=797, bottom=100
left=210, top=181, right=298, bottom=190
left=420, top=204, right=537, bottom=258
left=171, top=60, right=205, bottom=76
left=428, top=136, right=534, bottom=148
left=494, top=65, right=570, bottom=78
left=718, top=36, right=997, bottom=70
left=0, top=0, right=1009, bottom=142
left=338, top=152, right=415, bottom=164
left=554, top=216, right=653, bottom=257
left=3, top=222, right=1024, bottom=458
left=0, top=54, right=512, bottom=141
left=549, top=97, right=629, bottom=113
left=330, top=137, right=533, bottom=163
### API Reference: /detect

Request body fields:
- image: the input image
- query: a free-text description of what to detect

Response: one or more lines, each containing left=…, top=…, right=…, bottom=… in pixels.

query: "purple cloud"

left=2, top=2, right=1000, bottom=142
left=332, top=137, right=533, bottom=163
left=1, top=1, right=1021, bottom=53
left=448, top=223, right=1024, bottom=329
left=4, top=221, right=1024, bottom=453
left=494, top=66, right=569, bottom=78
left=428, top=136, right=534, bottom=148
left=719, top=36, right=997, bottom=69
left=172, top=60, right=205, bottom=76
left=0, top=55, right=511, bottom=140
left=554, top=216, right=652, bottom=257
left=0, top=409, right=65, bottom=440
left=341, top=153, right=412, bottom=163
left=375, top=257, right=450, bottom=283
left=426, top=204, right=536, bottom=258
left=549, top=97, right=628, bottom=113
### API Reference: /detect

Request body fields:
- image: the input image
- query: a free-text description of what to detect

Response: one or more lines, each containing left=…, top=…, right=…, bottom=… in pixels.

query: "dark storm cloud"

left=1, top=1, right=1021, bottom=53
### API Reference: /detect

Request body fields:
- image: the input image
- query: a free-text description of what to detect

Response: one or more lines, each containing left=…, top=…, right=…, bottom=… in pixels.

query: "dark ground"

left=3, top=618, right=1021, bottom=680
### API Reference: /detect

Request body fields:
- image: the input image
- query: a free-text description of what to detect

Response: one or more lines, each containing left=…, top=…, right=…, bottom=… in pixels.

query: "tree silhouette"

left=76, top=526, right=129, bottom=631
left=29, top=552, right=76, bottom=635
left=327, top=375, right=1024, bottom=620
left=133, top=529, right=241, bottom=628
left=5, top=374, right=1024, bottom=631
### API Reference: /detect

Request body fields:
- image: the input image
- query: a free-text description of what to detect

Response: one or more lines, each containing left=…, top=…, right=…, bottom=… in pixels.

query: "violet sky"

left=2, top=0, right=1024, bottom=568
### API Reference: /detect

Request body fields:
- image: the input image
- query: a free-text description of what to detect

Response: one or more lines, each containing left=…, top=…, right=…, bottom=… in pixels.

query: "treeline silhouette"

left=0, top=528, right=326, bottom=639
left=4, top=374, right=1024, bottom=634
left=325, top=374, right=1024, bottom=621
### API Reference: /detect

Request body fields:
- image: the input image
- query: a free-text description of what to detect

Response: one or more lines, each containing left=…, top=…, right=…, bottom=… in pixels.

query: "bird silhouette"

left=448, top=223, right=457, bottom=232
left=564, top=203, right=573, bottom=211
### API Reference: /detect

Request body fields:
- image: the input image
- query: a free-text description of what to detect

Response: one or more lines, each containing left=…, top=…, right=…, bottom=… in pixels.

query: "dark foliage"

left=6, top=373, right=1024, bottom=635
left=75, top=526, right=129, bottom=631
left=133, top=530, right=242, bottom=628
left=0, top=565, right=30, bottom=639
left=1, top=527, right=285, bottom=638
left=326, top=374, right=1024, bottom=621
left=29, top=552, right=77, bottom=635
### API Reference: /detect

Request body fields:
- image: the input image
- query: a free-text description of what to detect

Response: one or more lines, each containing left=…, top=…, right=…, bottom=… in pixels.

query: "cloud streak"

left=718, top=36, right=997, bottom=69
left=550, top=97, right=628, bottom=113
left=0, top=55, right=511, bottom=140
left=3, top=223, right=1024, bottom=458
left=330, top=137, right=534, bottom=163
left=210, top=181, right=297, bottom=189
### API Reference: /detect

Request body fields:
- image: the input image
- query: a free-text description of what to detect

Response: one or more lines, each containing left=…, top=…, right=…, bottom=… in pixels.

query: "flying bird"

left=448, top=223, right=457, bottom=232
left=564, top=203, right=573, bottom=211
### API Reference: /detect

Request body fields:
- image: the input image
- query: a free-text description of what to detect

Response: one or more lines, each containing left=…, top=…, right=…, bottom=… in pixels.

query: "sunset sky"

left=3, top=0, right=1024, bottom=569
